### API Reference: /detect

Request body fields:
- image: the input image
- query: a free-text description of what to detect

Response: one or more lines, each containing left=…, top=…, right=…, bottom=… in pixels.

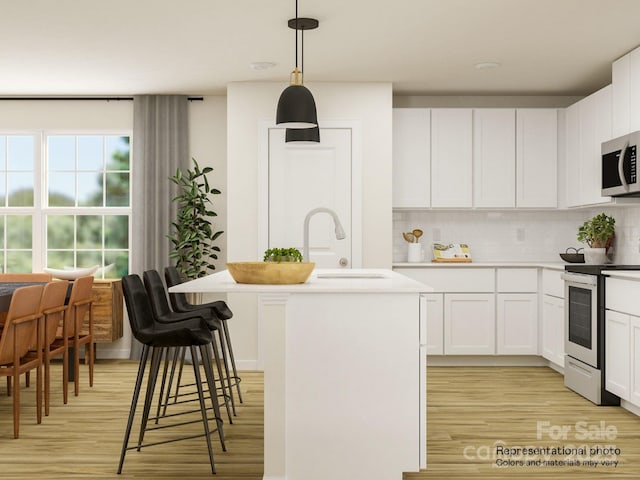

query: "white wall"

left=227, top=82, right=393, bottom=368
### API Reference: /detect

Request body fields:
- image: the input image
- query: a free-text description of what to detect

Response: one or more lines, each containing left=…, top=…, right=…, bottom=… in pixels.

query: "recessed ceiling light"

left=474, top=62, right=501, bottom=70
left=250, top=61, right=276, bottom=71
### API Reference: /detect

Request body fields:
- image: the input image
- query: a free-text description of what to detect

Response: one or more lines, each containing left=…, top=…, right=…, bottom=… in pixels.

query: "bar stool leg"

left=222, top=319, right=243, bottom=403
left=171, top=346, right=187, bottom=404
left=159, top=346, right=180, bottom=418
left=117, top=345, right=150, bottom=474
left=191, top=345, right=216, bottom=474
left=210, top=333, right=233, bottom=424
left=154, top=347, right=172, bottom=423
left=136, top=346, right=163, bottom=451
left=216, top=326, right=237, bottom=416
left=201, top=343, right=226, bottom=451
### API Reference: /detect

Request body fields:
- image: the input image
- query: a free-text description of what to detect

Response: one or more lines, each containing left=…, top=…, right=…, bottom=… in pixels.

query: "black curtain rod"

left=0, top=96, right=204, bottom=101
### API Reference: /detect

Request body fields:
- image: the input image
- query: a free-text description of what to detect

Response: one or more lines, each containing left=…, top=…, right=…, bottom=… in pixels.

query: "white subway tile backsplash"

left=393, top=207, right=640, bottom=263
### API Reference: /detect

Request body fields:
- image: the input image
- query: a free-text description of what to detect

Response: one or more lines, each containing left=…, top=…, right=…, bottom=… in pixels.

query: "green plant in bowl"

left=577, top=213, right=615, bottom=249
left=263, top=247, right=303, bottom=263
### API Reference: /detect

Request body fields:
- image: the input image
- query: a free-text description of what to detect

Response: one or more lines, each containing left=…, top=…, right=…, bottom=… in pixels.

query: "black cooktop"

left=565, top=264, right=640, bottom=275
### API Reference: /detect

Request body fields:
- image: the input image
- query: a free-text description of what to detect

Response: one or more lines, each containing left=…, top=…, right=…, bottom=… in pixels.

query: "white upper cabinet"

left=516, top=109, right=558, bottom=208
left=431, top=108, right=473, bottom=207
left=473, top=109, right=516, bottom=208
left=392, top=107, right=558, bottom=210
left=612, top=47, right=640, bottom=137
left=564, top=85, right=613, bottom=207
left=392, top=109, right=430, bottom=208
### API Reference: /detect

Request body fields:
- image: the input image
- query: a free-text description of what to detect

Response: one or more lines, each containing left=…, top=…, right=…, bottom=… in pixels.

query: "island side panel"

left=260, top=294, right=289, bottom=480
left=285, top=292, right=421, bottom=480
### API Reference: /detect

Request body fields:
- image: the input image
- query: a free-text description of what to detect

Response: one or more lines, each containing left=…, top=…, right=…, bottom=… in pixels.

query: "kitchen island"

left=169, top=268, right=431, bottom=480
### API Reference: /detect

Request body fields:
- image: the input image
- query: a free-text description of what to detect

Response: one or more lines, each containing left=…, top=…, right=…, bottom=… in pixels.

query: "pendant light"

left=286, top=126, right=320, bottom=143
left=276, top=0, right=319, bottom=129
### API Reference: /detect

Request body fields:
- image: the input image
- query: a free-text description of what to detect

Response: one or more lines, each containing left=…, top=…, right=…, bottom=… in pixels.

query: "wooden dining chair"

left=38, top=281, right=70, bottom=415
left=58, top=276, right=94, bottom=397
left=0, top=284, right=44, bottom=438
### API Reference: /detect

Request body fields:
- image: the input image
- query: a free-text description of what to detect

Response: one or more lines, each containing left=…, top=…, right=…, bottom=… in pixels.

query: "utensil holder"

left=407, top=243, right=423, bottom=263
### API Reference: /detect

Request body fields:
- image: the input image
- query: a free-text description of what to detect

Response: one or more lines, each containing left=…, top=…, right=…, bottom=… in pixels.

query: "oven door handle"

left=561, top=272, right=598, bottom=286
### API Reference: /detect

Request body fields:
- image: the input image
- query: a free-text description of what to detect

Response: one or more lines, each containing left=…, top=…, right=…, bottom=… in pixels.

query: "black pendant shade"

left=275, top=2, right=319, bottom=131
left=276, top=84, right=318, bottom=128
left=286, top=126, right=320, bottom=143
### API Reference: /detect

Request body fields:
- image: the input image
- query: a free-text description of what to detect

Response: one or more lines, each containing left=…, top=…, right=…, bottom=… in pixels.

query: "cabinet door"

left=630, top=316, right=640, bottom=406
left=565, top=102, right=581, bottom=207
left=473, top=109, right=515, bottom=207
left=565, top=87, right=613, bottom=207
left=444, top=293, right=495, bottom=354
left=605, top=310, right=630, bottom=400
left=431, top=109, right=472, bottom=207
left=630, top=48, right=640, bottom=133
left=423, top=293, right=443, bottom=354
left=612, top=53, right=630, bottom=138
left=497, top=293, right=538, bottom=355
left=542, top=295, right=565, bottom=367
left=516, top=109, right=557, bottom=207
left=392, top=109, right=430, bottom=208
left=542, top=268, right=565, bottom=298
left=496, top=268, right=537, bottom=293
left=579, top=86, right=612, bottom=206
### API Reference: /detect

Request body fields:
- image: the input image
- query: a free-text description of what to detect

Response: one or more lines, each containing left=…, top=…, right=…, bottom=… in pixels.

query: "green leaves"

left=168, top=158, right=224, bottom=279
left=577, top=213, right=615, bottom=248
left=263, top=247, right=303, bottom=263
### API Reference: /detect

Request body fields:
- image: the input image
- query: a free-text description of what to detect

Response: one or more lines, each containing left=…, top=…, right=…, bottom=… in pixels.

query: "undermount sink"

left=315, top=272, right=388, bottom=279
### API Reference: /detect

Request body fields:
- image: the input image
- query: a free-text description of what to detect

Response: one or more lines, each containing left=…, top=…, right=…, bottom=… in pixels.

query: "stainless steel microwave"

left=602, top=131, right=640, bottom=197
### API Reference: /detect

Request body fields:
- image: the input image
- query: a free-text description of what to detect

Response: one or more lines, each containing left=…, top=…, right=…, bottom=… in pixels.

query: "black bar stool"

left=118, top=274, right=224, bottom=475
left=165, top=266, right=242, bottom=410
left=143, top=269, right=234, bottom=423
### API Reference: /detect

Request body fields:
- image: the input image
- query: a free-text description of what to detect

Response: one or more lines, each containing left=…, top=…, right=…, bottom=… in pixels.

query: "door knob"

left=339, top=257, right=349, bottom=267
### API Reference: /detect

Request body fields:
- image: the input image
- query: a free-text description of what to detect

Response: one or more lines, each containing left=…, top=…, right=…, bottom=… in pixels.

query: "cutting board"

left=432, top=258, right=473, bottom=263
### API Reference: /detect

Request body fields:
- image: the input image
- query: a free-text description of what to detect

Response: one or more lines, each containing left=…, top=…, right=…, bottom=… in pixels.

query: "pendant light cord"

left=294, top=0, right=299, bottom=70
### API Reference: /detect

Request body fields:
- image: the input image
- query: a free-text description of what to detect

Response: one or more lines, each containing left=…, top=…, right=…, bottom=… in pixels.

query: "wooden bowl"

left=226, top=262, right=315, bottom=285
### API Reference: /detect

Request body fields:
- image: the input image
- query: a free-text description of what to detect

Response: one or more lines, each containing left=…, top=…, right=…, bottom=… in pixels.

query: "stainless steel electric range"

left=561, top=264, right=640, bottom=405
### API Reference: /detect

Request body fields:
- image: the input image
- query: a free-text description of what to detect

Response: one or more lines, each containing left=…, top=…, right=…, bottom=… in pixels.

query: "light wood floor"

left=1, top=362, right=640, bottom=479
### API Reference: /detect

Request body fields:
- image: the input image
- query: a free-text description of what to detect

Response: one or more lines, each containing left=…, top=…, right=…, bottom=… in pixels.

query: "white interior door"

left=268, top=128, right=352, bottom=268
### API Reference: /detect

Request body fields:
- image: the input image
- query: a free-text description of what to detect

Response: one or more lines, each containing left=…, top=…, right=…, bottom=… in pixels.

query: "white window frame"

left=0, top=129, right=132, bottom=275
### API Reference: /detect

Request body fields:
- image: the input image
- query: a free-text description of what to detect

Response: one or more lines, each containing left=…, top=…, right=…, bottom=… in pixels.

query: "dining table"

left=0, top=281, right=48, bottom=319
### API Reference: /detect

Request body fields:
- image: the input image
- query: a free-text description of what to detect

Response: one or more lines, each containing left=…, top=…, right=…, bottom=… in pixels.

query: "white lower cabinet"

left=605, top=310, right=631, bottom=400
left=497, top=293, right=538, bottom=355
left=541, top=294, right=565, bottom=367
left=444, top=293, right=495, bottom=354
left=631, top=316, right=640, bottom=406
left=423, top=293, right=444, bottom=355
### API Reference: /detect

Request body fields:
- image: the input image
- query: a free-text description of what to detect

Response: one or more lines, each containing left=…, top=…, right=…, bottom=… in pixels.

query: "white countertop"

left=393, top=261, right=566, bottom=270
left=169, top=268, right=433, bottom=294
left=602, top=270, right=640, bottom=281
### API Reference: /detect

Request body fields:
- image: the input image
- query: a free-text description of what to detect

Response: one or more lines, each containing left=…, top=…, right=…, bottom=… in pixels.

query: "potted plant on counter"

left=577, top=213, right=615, bottom=264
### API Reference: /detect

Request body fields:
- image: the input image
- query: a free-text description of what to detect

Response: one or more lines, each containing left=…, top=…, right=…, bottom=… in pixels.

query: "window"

left=0, top=132, right=131, bottom=278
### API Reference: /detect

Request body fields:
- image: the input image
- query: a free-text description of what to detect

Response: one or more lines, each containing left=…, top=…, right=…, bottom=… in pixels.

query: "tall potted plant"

left=168, top=158, right=223, bottom=279
left=577, top=213, right=615, bottom=264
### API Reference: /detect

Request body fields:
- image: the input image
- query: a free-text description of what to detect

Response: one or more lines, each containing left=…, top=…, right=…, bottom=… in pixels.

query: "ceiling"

left=2, top=0, right=640, bottom=97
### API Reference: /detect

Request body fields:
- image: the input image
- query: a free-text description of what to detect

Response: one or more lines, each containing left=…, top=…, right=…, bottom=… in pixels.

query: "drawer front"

left=542, top=268, right=564, bottom=298
left=606, top=277, right=640, bottom=317
left=496, top=268, right=538, bottom=293
left=397, top=268, right=494, bottom=292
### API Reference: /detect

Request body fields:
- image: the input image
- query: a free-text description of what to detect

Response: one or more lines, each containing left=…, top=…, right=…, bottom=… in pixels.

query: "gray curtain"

left=130, top=95, right=189, bottom=358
